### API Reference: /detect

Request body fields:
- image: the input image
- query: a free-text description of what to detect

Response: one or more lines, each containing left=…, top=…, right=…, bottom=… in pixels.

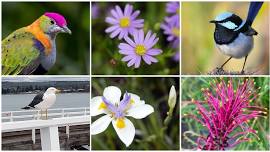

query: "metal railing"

left=2, top=107, right=90, bottom=122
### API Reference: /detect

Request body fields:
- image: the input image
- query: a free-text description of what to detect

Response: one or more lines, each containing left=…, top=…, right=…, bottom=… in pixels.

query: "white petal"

left=90, top=96, right=106, bottom=116
left=126, top=104, right=154, bottom=119
left=91, top=115, right=112, bottom=135
left=112, top=118, right=135, bottom=147
left=103, top=86, right=121, bottom=105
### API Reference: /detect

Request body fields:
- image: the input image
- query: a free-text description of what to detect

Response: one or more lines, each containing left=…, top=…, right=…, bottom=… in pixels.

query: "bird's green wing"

left=2, top=28, right=41, bottom=75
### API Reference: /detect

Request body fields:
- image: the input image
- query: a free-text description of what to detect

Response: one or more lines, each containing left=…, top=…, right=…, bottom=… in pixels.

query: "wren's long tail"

left=246, top=2, right=264, bottom=26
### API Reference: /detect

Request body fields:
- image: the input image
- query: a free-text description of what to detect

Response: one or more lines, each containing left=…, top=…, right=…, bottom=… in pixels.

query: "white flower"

left=91, top=86, right=154, bottom=147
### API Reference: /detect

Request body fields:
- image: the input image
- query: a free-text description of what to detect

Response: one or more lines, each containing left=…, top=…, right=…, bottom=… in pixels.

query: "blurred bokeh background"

left=91, top=2, right=179, bottom=75
left=182, top=2, right=269, bottom=74
left=181, top=77, right=269, bottom=150
left=2, top=2, right=90, bottom=75
left=91, top=77, right=179, bottom=150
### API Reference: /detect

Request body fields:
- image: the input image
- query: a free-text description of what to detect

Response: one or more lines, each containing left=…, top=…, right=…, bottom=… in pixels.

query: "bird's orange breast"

left=26, top=19, right=52, bottom=56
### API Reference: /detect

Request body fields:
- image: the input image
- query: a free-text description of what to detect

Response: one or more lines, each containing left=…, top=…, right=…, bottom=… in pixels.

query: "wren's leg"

left=220, top=56, right=232, bottom=68
left=241, top=55, right=248, bottom=74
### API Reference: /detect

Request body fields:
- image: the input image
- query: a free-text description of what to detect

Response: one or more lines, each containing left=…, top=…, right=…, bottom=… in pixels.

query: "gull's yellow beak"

left=56, top=89, right=61, bottom=93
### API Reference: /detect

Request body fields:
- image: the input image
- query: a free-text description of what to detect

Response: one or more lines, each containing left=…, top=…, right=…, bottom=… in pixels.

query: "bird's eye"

left=50, top=20, right=55, bottom=24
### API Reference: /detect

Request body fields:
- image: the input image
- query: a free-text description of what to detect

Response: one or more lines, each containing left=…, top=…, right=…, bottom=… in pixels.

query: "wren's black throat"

left=212, top=13, right=257, bottom=45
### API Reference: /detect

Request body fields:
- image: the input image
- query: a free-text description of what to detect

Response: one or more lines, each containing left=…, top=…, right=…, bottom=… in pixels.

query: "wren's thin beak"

left=62, top=26, right=72, bottom=34
left=210, top=20, right=216, bottom=23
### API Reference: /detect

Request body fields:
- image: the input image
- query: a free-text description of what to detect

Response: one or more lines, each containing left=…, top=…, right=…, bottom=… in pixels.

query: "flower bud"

left=168, top=85, right=177, bottom=110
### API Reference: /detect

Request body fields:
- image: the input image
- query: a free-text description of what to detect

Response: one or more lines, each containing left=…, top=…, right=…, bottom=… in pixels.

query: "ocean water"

left=2, top=93, right=90, bottom=112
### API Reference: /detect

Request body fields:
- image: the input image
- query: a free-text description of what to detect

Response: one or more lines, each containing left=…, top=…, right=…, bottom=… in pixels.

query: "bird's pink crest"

left=44, top=12, right=67, bottom=27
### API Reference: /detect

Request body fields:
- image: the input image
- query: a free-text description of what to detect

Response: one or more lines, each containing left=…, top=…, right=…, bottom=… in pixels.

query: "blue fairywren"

left=210, top=2, right=263, bottom=73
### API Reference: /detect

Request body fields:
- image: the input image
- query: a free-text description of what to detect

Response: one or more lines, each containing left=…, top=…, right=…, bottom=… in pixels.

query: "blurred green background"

left=91, top=77, right=179, bottom=150
left=92, top=2, right=179, bottom=75
left=181, top=77, right=269, bottom=150
left=2, top=2, right=90, bottom=75
left=182, top=2, right=269, bottom=74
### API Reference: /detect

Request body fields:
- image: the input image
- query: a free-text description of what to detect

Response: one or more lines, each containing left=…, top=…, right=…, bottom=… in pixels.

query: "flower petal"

left=105, top=17, right=118, bottom=24
left=134, top=56, right=141, bottom=68
left=124, top=36, right=136, bottom=47
left=124, top=4, right=130, bottom=16
left=111, top=9, right=119, bottom=19
left=90, top=96, right=106, bottom=116
left=105, top=25, right=119, bottom=33
left=130, top=10, right=140, bottom=20
left=146, top=49, right=162, bottom=56
left=112, top=118, right=135, bottom=147
left=118, top=43, right=134, bottom=51
left=103, top=86, right=121, bottom=105
left=91, top=115, right=112, bottom=135
left=127, top=57, right=136, bottom=67
left=138, top=29, right=144, bottom=44
left=122, top=55, right=134, bottom=62
left=110, top=28, right=121, bottom=38
left=144, top=30, right=152, bottom=44
left=126, top=104, right=154, bottom=119
left=119, top=49, right=135, bottom=55
left=144, top=55, right=158, bottom=63
left=142, top=55, right=152, bottom=65
left=115, top=5, right=123, bottom=17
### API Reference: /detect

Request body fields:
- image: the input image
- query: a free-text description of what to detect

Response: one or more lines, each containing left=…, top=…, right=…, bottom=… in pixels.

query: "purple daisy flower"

left=105, top=4, right=144, bottom=39
left=92, top=3, right=99, bottom=19
left=161, top=17, right=180, bottom=49
left=166, top=2, right=180, bottom=23
left=118, top=29, right=162, bottom=68
left=166, top=2, right=179, bottom=14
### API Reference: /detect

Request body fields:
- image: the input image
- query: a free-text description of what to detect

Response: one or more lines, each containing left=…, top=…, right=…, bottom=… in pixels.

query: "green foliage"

left=92, top=2, right=179, bottom=75
left=181, top=77, right=270, bottom=150
left=91, top=77, right=179, bottom=150
left=2, top=2, right=90, bottom=74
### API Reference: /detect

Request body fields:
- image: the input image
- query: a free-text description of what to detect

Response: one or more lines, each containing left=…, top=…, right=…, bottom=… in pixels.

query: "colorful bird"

left=2, top=12, right=71, bottom=75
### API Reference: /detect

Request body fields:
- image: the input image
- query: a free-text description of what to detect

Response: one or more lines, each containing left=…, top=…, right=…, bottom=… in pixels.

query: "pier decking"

left=2, top=107, right=90, bottom=150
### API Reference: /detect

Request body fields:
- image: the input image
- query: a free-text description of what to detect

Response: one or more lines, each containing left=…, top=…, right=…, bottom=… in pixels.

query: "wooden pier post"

left=40, top=126, right=60, bottom=150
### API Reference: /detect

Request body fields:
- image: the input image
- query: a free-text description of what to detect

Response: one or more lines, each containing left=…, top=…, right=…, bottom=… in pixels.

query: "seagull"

left=22, top=87, right=61, bottom=119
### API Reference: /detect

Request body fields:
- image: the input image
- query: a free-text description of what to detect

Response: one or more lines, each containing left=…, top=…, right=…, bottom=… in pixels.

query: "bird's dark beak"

left=62, top=26, right=72, bottom=34
left=210, top=20, right=216, bottom=23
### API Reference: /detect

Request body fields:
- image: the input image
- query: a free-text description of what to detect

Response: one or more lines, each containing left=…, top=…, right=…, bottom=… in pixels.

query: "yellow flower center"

left=98, top=102, right=107, bottom=110
left=119, top=17, right=130, bottom=28
left=172, top=27, right=180, bottom=37
left=116, top=118, right=125, bottom=129
left=130, top=99, right=135, bottom=104
left=135, top=45, right=146, bottom=56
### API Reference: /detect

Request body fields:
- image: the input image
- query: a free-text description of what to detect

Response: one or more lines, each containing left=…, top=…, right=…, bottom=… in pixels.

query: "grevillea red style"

left=186, top=78, right=267, bottom=150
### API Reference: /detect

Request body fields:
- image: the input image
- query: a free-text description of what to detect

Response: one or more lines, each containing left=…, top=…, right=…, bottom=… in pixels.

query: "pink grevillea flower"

left=105, top=4, right=144, bottom=39
left=186, top=79, right=267, bottom=150
left=118, top=29, right=162, bottom=68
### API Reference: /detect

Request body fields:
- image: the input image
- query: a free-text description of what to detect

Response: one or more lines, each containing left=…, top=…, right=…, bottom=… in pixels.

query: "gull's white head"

left=46, top=87, right=61, bottom=94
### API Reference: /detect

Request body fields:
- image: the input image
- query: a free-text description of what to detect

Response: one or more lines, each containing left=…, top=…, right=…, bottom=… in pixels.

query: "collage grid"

left=0, top=0, right=269, bottom=151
